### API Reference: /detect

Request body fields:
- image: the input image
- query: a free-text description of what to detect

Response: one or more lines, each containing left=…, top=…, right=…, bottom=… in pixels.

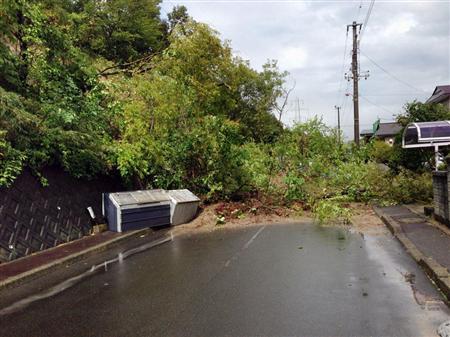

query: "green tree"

left=71, top=0, right=165, bottom=62
left=110, top=20, right=289, bottom=194
left=0, top=1, right=291, bottom=197
left=397, top=100, right=450, bottom=125
left=153, top=21, right=285, bottom=141
left=0, top=0, right=114, bottom=179
left=167, top=5, right=189, bottom=33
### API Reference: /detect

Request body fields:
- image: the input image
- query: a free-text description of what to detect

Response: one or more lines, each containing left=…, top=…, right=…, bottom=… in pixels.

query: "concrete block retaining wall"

left=433, top=171, right=449, bottom=224
left=0, top=167, right=123, bottom=263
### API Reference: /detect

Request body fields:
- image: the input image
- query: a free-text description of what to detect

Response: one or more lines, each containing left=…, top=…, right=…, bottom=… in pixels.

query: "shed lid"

left=403, top=121, right=450, bottom=148
left=110, top=189, right=170, bottom=206
left=168, top=189, right=200, bottom=203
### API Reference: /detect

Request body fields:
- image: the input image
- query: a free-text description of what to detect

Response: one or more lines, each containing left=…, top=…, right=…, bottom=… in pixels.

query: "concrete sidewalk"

left=0, top=229, right=151, bottom=290
left=374, top=205, right=450, bottom=300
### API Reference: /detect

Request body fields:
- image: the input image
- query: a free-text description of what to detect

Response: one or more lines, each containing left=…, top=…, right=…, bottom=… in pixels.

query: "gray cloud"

left=161, top=0, right=450, bottom=138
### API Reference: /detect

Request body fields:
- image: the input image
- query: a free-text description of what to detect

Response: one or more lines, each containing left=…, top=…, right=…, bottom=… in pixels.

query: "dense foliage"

left=0, top=1, right=439, bottom=221
left=1, top=0, right=116, bottom=180
left=238, top=118, right=433, bottom=222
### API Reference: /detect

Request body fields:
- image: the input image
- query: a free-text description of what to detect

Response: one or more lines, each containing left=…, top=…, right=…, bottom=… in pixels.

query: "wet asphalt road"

left=1, top=222, right=449, bottom=336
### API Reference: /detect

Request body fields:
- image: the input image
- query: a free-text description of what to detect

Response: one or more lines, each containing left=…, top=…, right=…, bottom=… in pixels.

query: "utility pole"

left=345, top=21, right=369, bottom=146
left=334, top=105, right=341, bottom=143
left=351, top=21, right=360, bottom=146
left=293, top=98, right=307, bottom=124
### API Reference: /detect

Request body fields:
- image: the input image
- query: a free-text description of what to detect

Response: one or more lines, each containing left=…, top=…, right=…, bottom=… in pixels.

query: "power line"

left=360, top=93, right=424, bottom=97
left=336, top=27, right=351, bottom=128
left=340, top=81, right=351, bottom=124
left=356, top=1, right=363, bottom=21
left=360, top=95, right=395, bottom=115
left=359, top=0, right=375, bottom=43
left=360, top=51, right=427, bottom=93
left=337, top=30, right=349, bottom=104
left=341, top=123, right=374, bottom=128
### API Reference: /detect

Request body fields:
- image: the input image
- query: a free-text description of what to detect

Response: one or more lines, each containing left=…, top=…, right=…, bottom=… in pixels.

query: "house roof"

left=426, top=85, right=450, bottom=104
left=360, top=129, right=374, bottom=136
left=374, top=122, right=402, bottom=137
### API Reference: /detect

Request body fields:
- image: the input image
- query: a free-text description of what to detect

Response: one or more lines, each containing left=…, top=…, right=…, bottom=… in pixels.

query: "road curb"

left=0, top=228, right=151, bottom=292
left=372, top=207, right=400, bottom=234
left=373, top=206, right=450, bottom=301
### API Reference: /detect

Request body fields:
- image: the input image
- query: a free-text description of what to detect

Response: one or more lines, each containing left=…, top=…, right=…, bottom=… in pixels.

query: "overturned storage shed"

left=103, top=190, right=171, bottom=232
left=168, top=189, right=201, bottom=226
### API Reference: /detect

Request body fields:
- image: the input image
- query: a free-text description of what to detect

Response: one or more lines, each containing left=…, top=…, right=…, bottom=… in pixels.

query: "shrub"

left=329, top=161, right=388, bottom=202
left=387, top=170, right=432, bottom=204
left=284, top=173, right=306, bottom=201
left=0, top=131, right=26, bottom=187
left=313, top=199, right=352, bottom=224
left=241, top=143, right=273, bottom=192
left=370, top=140, right=394, bottom=164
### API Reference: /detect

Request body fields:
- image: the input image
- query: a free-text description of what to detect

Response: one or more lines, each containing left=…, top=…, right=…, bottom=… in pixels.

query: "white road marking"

left=224, top=226, right=267, bottom=268
left=243, top=225, right=266, bottom=250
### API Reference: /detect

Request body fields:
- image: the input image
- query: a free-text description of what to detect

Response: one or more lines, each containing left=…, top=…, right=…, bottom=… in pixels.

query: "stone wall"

left=0, top=167, right=123, bottom=263
left=433, top=170, right=449, bottom=225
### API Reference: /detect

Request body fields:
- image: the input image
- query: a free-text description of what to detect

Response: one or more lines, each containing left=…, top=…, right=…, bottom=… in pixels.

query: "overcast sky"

left=160, top=0, right=450, bottom=139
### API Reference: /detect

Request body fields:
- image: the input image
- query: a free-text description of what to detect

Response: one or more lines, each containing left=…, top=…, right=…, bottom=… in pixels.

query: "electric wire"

left=337, top=30, right=350, bottom=104
left=361, top=93, right=423, bottom=97
left=360, top=51, right=427, bottom=93
left=359, top=0, right=375, bottom=44
left=339, top=81, right=351, bottom=129
left=341, top=81, right=351, bottom=121
left=341, top=123, right=374, bottom=127
left=360, top=95, right=395, bottom=115
left=356, top=1, right=363, bottom=21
